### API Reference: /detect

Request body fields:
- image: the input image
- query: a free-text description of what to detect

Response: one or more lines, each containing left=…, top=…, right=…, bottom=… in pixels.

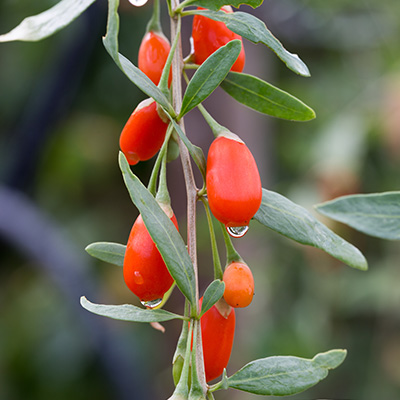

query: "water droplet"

left=141, top=298, right=163, bottom=308
left=133, top=271, right=144, bottom=285
left=227, top=225, right=249, bottom=238
left=128, top=0, right=148, bottom=7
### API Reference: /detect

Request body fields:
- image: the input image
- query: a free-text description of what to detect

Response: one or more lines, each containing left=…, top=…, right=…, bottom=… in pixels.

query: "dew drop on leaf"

left=128, top=0, right=149, bottom=7
left=141, top=298, right=163, bottom=308
left=227, top=225, right=249, bottom=238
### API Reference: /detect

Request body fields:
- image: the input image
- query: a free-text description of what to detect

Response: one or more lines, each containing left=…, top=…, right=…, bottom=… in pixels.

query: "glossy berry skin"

left=223, top=262, right=254, bottom=308
left=119, top=98, right=168, bottom=165
left=138, top=31, right=172, bottom=86
left=200, top=297, right=236, bottom=382
left=192, top=6, right=245, bottom=72
left=123, top=211, right=178, bottom=303
left=206, top=135, right=262, bottom=228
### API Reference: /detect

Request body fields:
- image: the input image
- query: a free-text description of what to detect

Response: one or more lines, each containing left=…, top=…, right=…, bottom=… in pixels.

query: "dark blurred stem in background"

left=0, top=1, right=154, bottom=398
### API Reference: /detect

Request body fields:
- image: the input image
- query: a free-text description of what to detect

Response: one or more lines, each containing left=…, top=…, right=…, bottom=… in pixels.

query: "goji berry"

left=192, top=6, right=245, bottom=72
left=206, top=134, right=262, bottom=233
left=119, top=98, right=169, bottom=165
left=223, top=262, right=254, bottom=308
left=138, top=31, right=172, bottom=86
left=200, top=297, right=235, bottom=382
left=123, top=207, right=178, bottom=307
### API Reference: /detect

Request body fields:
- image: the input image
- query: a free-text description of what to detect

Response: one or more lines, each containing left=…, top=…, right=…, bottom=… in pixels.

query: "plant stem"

left=170, top=1, right=207, bottom=393
left=146, top=0, right=162, bottom=34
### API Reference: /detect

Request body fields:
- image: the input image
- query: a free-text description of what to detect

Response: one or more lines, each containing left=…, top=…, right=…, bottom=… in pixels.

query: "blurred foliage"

left=1, top=0, right=400, bottom=399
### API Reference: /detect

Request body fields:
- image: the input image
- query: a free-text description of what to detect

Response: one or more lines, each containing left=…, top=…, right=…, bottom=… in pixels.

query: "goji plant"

left=5, top=0, right=400, bottom=399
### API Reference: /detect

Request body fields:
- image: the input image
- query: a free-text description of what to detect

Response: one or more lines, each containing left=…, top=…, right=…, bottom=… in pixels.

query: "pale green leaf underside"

left=0, top=0, right=97, bottom=42
left=190, top=0, right=263, bottom=12
left=85, top=242, right=126, bottom=267
left=180, top=40, right=242, bottom=117
left=118, top=152, right=196, bottom=307
left=315, top=191, right=400, bottom=240
left=226, top=349, right=347, bottom=395
left=80, top=296, right=185, bottom=322
left=103, top=0, right=174, bottom=115
left=221, top=72, right=315, bottom=121
left=190, top=10, right=310, bottom=77
left=254, top=189, right=368, bottom=270
left=200, top=280, right=225, bottom=317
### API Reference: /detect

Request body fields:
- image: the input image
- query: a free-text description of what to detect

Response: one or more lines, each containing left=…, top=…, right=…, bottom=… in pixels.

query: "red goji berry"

left=206, top=134, right=262, bottom=234
left=123, top=207, right=178, bottom=307
left=119, top=98, right=169, bottom=165
left=138, top=31, right=172, bottom=86
left=192, top=6, right=245, bottom=72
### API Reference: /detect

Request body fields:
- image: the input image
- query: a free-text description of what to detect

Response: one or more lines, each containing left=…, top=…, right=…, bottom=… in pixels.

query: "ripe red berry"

left=206, top=134, right=262, bottom=232
left=138, top=31, right=172, bottom=86
left=192, top=6, right=245, bottom=72
left=200, top=297, right=235, bottom=382
left=123, top=207, right=178, bottom=307
left=223, top=262, right=254, bottom=308
left=119, top=98, right=169, bottom=165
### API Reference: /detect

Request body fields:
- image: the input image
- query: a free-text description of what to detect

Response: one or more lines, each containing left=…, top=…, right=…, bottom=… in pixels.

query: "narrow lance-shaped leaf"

left=85, top=242, right=126, bottom=267
left=189, top=0, right=263, bottom=11
left=0, top=0, right=97, bottom=42
left=214, top=349, right=347, bottom=396
left=200, top=280, right=225, bottom=317
left=180, top=40, right=242, bottom=117
left=118, top=152, right=196, bottom=307
left=103, top=0, right=174, bottom=115
left=315, top=191, right=400, bottom=240
left=80, top=296, right=186, bottom=322
left=221, top=72, right=316, bottom=121
left=190, top=10, right=310, bottom=77
left=254, top=188, right=368, bottom=271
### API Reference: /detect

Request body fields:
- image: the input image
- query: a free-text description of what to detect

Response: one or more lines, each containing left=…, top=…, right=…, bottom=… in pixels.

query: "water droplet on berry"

left=227, top=225, right=249, bottom=238
left=128, top=0, right=148, bottom=6
left=133, top=271, right=144, bottom=285
left=141, top=298, right=163, bottom=308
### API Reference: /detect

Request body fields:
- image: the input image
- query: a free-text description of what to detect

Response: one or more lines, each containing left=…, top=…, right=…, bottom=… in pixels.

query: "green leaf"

left=170, top=119, right=207, bottom=178
left=200, top=280, right=225, bottom=317
left=315, top=191, right=400, bottom=240
left=0, top=0, right=97, bottom=42
left=222, top=349, right=346, bottom=395
left=254, top=189, right=368, bottom=271
left=102, top=0, right=174, bottom=115
left=80, top=296, right=186, bottom=322
left=221, top=72, right=315, bottom=121
left=189, top=0, right=263, bottom=11
left=85, top=242, right=126, bottom=267
left=118, top=152, right=196, bottom=307
left=180, top=40, right=242, bottom=117
left=190, top=10, right=310, bottom=77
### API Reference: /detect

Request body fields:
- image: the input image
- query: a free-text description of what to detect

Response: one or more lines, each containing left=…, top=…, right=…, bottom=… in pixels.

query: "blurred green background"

left=1, top=0, right=400, bottom=399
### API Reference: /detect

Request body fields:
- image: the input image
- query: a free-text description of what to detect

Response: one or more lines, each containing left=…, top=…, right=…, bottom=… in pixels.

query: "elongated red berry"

left=223, top=262, right=254, bottom=308
left=138, top=31, right=172, bottom=86
left=119, top=98, right=168, bottom=165
left=206, top=134, right=262, bottom=231
left=192, top=6, right=245, bottom=72
left=123, top=207, right=178, bottom=307
left=200, top=297, right=235, bottom=382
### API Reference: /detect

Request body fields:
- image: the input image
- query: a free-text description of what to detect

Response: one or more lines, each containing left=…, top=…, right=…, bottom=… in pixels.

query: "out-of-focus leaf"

left=0, top=0, right=97, bottom=42
left=315, top=191, right=400, bottom=240
left=254, top=189, right=368, bottom=271
left=221, top=72, right=315, bottom=121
